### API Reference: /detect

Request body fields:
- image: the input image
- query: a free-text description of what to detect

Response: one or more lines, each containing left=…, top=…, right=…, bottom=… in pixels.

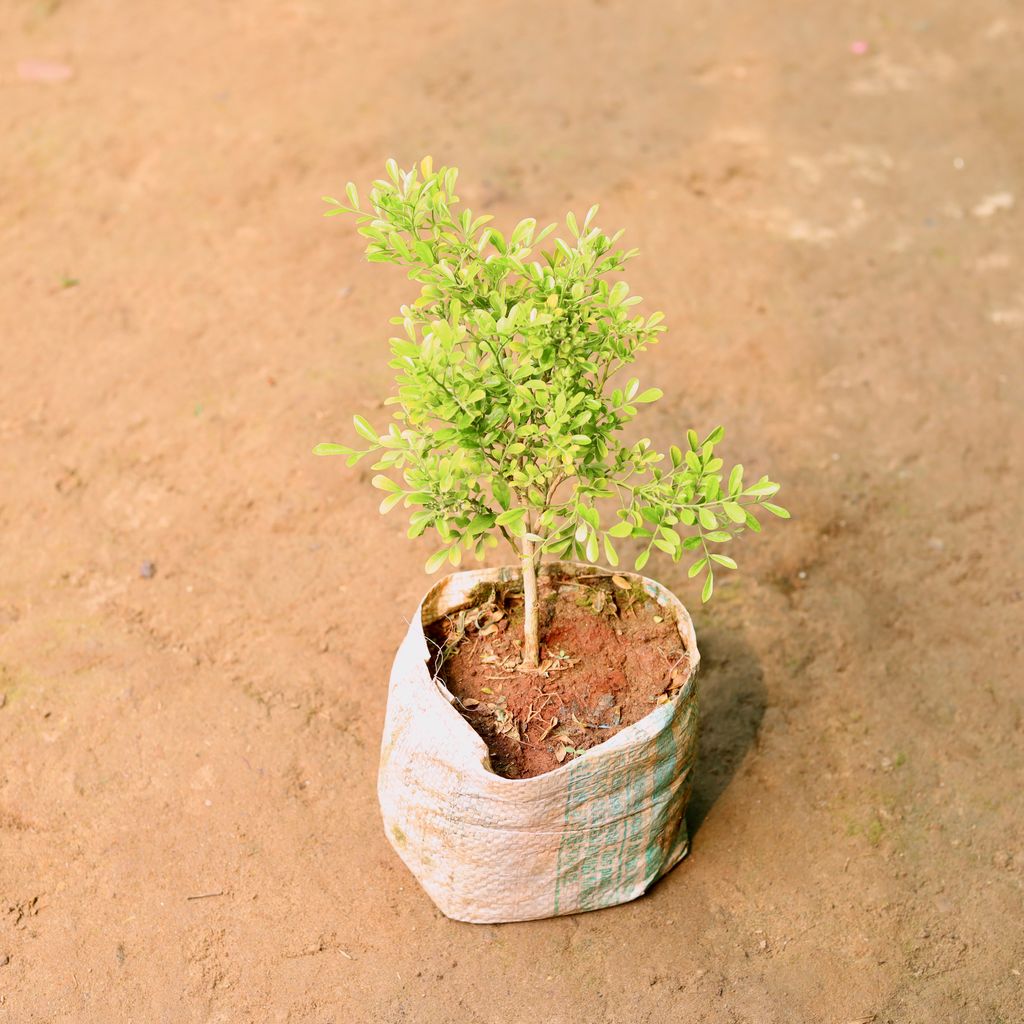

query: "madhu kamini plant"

left=316, top=158, right=788, bottom=669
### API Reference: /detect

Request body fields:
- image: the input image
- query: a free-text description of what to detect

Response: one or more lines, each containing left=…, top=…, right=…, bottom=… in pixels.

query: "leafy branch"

left=315, top=158, right=788, bottom=665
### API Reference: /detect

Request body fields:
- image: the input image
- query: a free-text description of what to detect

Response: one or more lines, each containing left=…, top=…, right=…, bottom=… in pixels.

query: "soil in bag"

left=426, top=569, right=692, bottom=779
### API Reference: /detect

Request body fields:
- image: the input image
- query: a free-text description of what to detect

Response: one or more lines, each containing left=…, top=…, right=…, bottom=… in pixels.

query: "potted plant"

left=315, top=158, right=787, bottom=922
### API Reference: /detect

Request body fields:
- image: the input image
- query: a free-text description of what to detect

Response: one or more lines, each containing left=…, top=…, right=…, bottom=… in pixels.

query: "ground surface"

left=1, top=1, right=1022, bottom=1021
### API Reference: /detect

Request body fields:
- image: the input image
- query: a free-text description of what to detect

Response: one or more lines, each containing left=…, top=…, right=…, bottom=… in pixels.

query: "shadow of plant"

left=687, top=620, right=766, bottom=835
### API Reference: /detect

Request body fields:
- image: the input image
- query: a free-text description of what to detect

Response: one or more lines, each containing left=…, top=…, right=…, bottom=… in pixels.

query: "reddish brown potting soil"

left=427, top=571, right=691, bottom=778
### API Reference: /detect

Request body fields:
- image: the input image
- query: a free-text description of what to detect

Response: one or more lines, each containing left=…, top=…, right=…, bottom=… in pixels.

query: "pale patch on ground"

left=971, top=192, right=1015, bottom=218
left=788, top=145, right=895, bottom=188
left=847, top=49, right=957, bottom=96
left=744, top=196, right=868, bottom=245
left=989, top=299, right=1024, bottom=328
left=981, top=18, right=1019, bottom=41
left=974, top=250, right=1013, bottom=272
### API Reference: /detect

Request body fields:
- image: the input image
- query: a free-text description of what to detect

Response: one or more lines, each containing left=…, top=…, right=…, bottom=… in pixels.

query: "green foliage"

left=316, top=158, right=788, bottom=600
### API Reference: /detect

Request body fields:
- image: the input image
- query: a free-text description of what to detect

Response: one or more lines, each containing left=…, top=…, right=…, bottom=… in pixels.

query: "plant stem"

left=520, top=533, right=540, bottom=669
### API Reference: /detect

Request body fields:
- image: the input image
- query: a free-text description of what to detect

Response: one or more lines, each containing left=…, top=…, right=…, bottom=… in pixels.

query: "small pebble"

left=140, top=560, right=156, bottom=579
left=0, top=953, right=9, bottom=967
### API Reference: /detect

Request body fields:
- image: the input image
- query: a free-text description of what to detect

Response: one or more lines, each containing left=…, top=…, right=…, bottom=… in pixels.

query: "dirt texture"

left=1, top=1, right=1023, bottom=1022
left=428, top=570, right=691, bottom=778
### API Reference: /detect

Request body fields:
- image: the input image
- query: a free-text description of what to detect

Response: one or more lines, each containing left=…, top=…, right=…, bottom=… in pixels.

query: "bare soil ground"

left=1, top=1, right=1022, bottom=1021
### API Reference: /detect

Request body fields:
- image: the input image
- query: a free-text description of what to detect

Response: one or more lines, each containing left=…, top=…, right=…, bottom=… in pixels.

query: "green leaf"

left=379, top=492, right=404, bottom=513
left=706, top=530, right=731, bottom=543
left=585, top=532, right=599, bottom=562
left=658, top=526, right=682, bottom=550
left=466, top=514, right=496, bottom=535
left=353, top=415, right=377, bottom=442
left=634, top=549, right=650, bottom=572
left=728, top=464, right=744, bottom=495
left=608, top=520, right=633, bottom=538
left=495, top=508, right=525, bottom=526
left=371, top=474, right=400, bottom=492
left=495, top=508, right=526, bottom=536
left=763, top=502, right=791, bottom=519
left=635, top=387, right=663, bottom=404
left=492, top=477, right=511, bottom=510
left=608, top=281, right=630, bottom=307
left=688, top=556, right=708, bottom=578
left=723, top=501, right=746, bottom=523
left=698, top=507, right=717, bottom=530
left=313, top=443, right=351, bottom=456
left=425, top=549, right=449, bottom=574
left=701, top=572, right=714, bottom=602
left=603, top=533, right=619, bottom=566
left=711, top=554, right=737, bottom=569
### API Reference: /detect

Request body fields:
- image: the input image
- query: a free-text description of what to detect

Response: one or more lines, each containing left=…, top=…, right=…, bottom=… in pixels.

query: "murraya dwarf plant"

left=316, top=158, right=788, bottom=669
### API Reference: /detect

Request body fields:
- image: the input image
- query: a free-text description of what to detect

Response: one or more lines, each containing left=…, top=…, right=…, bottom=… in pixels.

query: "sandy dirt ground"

left=2, top=1, right=1023, bottom=1021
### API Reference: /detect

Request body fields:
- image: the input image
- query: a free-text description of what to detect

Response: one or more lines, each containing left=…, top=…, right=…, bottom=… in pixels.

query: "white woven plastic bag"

left=378, top=562, right=700, bottom=923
